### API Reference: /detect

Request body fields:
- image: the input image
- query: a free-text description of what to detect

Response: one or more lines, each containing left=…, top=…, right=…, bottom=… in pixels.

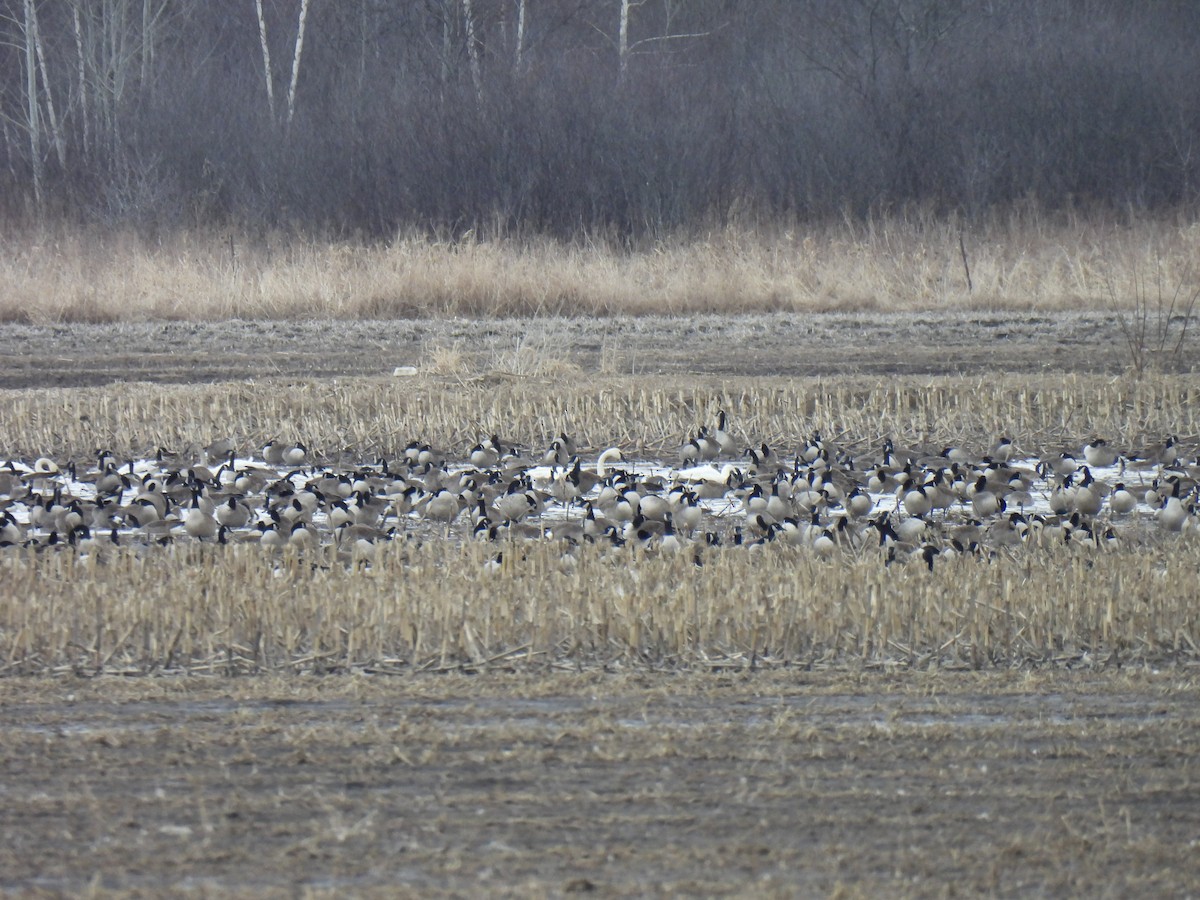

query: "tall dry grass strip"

left=3, top=212, right=1200, bottom=321
left=2, top=538, right=1197, bottom=675
left=0, top=374, right=1197, bottom=461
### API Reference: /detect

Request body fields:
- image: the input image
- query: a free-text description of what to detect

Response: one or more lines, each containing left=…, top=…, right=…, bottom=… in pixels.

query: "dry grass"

left=4, top=209, right=1200, bottom=321
left=2, top=535, right=1197, bottom=675
left=0, top=373, right=1196, bottom=461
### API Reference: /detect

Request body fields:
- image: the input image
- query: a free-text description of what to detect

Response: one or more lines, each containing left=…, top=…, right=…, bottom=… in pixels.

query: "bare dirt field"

left=0, top=310, right=1170, bottom=389
left=3, top=669, right=1199, bottom=898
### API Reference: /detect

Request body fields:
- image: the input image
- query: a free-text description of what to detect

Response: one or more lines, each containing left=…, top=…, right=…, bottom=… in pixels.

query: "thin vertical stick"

left=959, top=232, right=973, bottom=293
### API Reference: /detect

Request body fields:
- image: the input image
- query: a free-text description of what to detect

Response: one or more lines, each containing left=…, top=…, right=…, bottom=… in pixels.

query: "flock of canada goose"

left=1, top=415, right=1198, bottom=568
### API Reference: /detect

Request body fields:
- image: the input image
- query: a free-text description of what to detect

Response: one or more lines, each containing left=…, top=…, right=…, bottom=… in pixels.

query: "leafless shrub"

left=1106, top=261, right=1199, bottom=375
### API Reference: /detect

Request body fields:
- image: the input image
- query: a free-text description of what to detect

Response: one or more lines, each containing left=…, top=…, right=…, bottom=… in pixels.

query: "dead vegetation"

left=2, top=535, right=1197, bottom=676
left=1, top=372, right=1198, bottom=461
left=4, top=211, right=1200, bottom=322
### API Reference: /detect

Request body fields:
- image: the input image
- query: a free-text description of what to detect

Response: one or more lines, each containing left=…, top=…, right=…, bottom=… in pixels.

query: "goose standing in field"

left=216, top=494, right=253, bottom=529
left=1082, top=438, right=1120, bottom=468
left=262, top=440, right=286, bottom=466
left=184, top=490, right=220, bottom=540
left=1071, top=467, right=1104, bottom=516
left=988, top=436, right=1018, bottom=463
left=283, top=442, right=308, bottom=467
left=712, top=411, right=737, bottom=458
left=1108, top=483, right=1138, bottom=516
left=679, top=434, right=704, bottom=466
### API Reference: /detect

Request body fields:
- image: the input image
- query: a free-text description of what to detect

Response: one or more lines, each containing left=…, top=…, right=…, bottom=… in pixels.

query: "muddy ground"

left=2, top=670, right=1198, bottom=897
left=0, top=310, right=1181, bottom=388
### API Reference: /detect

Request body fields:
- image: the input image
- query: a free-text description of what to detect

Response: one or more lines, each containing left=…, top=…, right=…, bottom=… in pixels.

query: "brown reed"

left=3, top=210, right=1200, bottom=322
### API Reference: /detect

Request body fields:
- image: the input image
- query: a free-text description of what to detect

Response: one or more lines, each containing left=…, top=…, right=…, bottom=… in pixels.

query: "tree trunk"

left=285, top=0, right=311, bottom=127
left=514, top=0, right=525, bottom=72
left=30, top=0, right=67, bottom=170
left=255, top=0, right=276, bottom=120
left=23, top=0, right=43, bottom=208
left=462, top=0, right=483, bottom=103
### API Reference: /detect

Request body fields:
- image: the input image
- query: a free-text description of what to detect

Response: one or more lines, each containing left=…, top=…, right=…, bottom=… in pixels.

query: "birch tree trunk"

left=514, top=0, right=525, bottom=72
left=285, top=0, right=311, bottom=126
left=255, top=0, right=276, bottom=120
left=618, top=0, right=630, bottom=83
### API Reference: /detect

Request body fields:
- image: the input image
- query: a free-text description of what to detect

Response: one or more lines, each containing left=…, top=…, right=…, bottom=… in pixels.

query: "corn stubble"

left=3, top=372, right=1198, bottom=674
left=1, top=534, right=1195, bottom=675
left=1, top=373, right=1197, bottom=460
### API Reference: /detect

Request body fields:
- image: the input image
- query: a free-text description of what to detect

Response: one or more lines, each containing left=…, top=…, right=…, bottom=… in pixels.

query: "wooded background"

left=3, top=1, right=1198, bottom=239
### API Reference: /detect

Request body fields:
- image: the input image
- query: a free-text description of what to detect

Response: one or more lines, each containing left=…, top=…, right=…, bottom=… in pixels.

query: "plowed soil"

left=2, top=670, right=1198, bottom=897
left=0, top=310, right=1172, bottom=388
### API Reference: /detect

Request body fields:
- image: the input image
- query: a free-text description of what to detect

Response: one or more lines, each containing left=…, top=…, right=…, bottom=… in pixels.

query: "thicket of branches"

left=2, top=0, right=1199, bottom=240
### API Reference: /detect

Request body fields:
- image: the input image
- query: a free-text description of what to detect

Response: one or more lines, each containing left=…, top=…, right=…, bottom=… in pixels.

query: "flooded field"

left=2, top=670, right=1198, bottom=896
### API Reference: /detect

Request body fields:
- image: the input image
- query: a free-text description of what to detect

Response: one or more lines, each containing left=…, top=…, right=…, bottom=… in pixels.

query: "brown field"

left=2, top=671, right=1200, bottom=897
left=2, top=301, right=1199, bottom=895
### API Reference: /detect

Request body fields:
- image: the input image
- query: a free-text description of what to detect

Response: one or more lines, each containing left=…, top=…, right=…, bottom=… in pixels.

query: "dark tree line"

left=2, top=0, right=1199, bottom=240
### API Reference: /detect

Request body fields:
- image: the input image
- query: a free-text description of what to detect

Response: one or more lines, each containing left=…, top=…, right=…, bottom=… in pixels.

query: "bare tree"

left=22, top=0, right=42, bottom=207
left=462, top=0, right=482, bottom=102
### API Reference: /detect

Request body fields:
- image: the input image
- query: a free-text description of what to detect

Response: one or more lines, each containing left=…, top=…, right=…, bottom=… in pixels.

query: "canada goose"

left=422, top=488, right=464, bottom=526
left=845, top=487, right=874, bottom=518
left=402, top=441, right=438, bottom=468
left=0, top=511, right=24, bottom=545
left=745, top=442, right=775, bottom=468
left=1082, top=439, right=1119, bottom=468
left=894, top=515, right=927, bottom=544
left=1071, top=467, right=1104, bottom=516
left=184, top=492, right=219, bottom=540
left=713, top=411, right=737, bottom=457
left=634, top=492, right=669, bottom=523
left=989, top=436, right=1018, bottom=463
left=542, top=439, right=570, bottom=466
left=1125, top=434, right=1179, bottom=468
left=671, top=490, right=703, bottom=535
left=470, top=436, right=502, bottom=469
left=261, top=440, right=286, bottom=466
left=679, top=434, right=704, bottom=466
left=283, top=443, right=308, bottom=467
left=811, top=528, right=838, bottom=558
left=969, top=475, right=1005, bottom=518
left=1158, top=495, right=1190, bottom=532
left=566, top=448, right=625, bottom=496
left=288, top=520, right=319, bottom=549
left=902, top=483, right=932, bottom=518
left=125, top=496, right=164, bottom=527
left=658, top=514, right=683, bottom=554
left=1043, top=452, right=1078, bottom=478
left=216, top=495, right=252, bottom=529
